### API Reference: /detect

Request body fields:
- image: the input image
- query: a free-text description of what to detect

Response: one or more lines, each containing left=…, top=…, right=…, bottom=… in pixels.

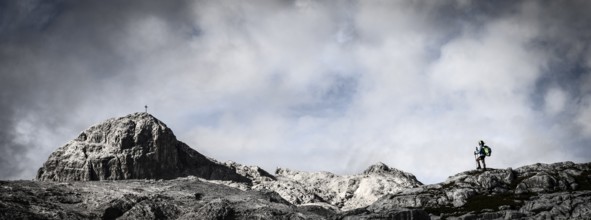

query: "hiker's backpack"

left=483, top=145, right=492, bottom=157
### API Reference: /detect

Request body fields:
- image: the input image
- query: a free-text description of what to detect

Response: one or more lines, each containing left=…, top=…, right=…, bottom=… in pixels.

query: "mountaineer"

left=474, top=140, right=491, bottom=170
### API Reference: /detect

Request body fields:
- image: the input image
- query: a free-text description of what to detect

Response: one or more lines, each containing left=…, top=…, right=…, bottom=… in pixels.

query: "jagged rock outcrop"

left=36, top=112, right=249, bottom=183
left=368, top=161, right=591, bottom=219
left=223, top=161, right=276, bottom=184
left=252, top=162, right=423, bottom=211
left=2, top=161, right=591, bottom=219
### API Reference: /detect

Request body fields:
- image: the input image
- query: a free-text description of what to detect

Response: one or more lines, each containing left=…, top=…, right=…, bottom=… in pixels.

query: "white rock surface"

left=253, top=162, right=422, bottom=211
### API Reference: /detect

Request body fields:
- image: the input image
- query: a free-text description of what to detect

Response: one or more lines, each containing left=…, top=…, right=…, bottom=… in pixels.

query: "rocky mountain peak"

left=37, top=112, right=250, bottom=183
left=362, top=162, right=423, bottom=185
left=73, top=112, right=172, bottom=149
left=363, top=162, right=390, bottom=174
left=223, top=161, right=276, bottom=183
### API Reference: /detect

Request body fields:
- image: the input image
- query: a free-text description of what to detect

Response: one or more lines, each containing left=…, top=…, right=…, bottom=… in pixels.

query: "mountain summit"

left=36, top=112, right=249, bottom=182
left=363, top=162, right=421, bottom=182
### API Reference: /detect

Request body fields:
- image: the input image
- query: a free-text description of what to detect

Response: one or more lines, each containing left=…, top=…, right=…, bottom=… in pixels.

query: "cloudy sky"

left=1, top=0, right=590, bottom=184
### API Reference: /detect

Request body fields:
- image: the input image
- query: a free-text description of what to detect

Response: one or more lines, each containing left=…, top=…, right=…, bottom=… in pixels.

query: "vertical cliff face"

left=36, top=112, right=249, bottom=183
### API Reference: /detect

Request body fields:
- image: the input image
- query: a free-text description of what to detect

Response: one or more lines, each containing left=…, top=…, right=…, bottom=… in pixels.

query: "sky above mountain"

left=1, top=0, right=590, bottom=184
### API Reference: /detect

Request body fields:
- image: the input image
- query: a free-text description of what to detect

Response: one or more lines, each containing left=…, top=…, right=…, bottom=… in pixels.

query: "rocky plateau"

left=2, top=113, right=590, bottom=219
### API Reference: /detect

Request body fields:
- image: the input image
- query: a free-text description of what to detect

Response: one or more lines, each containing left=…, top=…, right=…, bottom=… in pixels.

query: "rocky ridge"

left=35, top=112, right=423, bottom=212
left=3, top=162, right=590, bottom=219
left=368, top=161, right=591, bottom=219
left=8, top=113, right=590, bottom=219
left=252, top=162, right=422, bottom=211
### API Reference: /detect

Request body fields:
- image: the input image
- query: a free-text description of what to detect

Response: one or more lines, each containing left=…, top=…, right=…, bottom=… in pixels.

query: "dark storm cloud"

left=527, top=1, right=591, bottom=159
left=1, top=0, right=590, bottom=182
left=0, top=0, right=63, bottom=178
left=0, top=0, right=196, bottom=179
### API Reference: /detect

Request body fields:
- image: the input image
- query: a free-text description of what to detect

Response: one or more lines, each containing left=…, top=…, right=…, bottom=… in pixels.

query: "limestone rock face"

left=253, top=162, right=423, bottom=211
left=223, top=161, right=276, bottom=184
left=36, top=112, right=249, bottom=183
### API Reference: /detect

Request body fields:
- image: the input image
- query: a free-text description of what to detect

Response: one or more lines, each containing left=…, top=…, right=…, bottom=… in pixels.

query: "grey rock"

left=194, top=198, right=234, bottom=220
left=520, top=191, right=591, bottom=218
left=455, top=211, right=505, bottom=220
left=370, top=162, right=591, bottom=219
left=516, top=173, right=557, bottom=193
left=446, top=188, right=477, bottom=207
left=340, top=208, right=430, bottom=220
left=503, top=210, right=527, bottom=220
left=223, top=161, right=276, bottom=183
left=369, top=193, right=437, bottom=211
left=101, top=194, right=146, bottom=219
left=118, top=195, right=181, bottom=220
left=363, top=162, right=421, bottom=182
left=0, top=178, right=330, bottom=220
left=36, top=112, right=249, bottom=183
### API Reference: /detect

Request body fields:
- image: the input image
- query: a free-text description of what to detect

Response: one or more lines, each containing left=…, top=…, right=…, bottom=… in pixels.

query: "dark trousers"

left=476, top=156, right=486, bottom=169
